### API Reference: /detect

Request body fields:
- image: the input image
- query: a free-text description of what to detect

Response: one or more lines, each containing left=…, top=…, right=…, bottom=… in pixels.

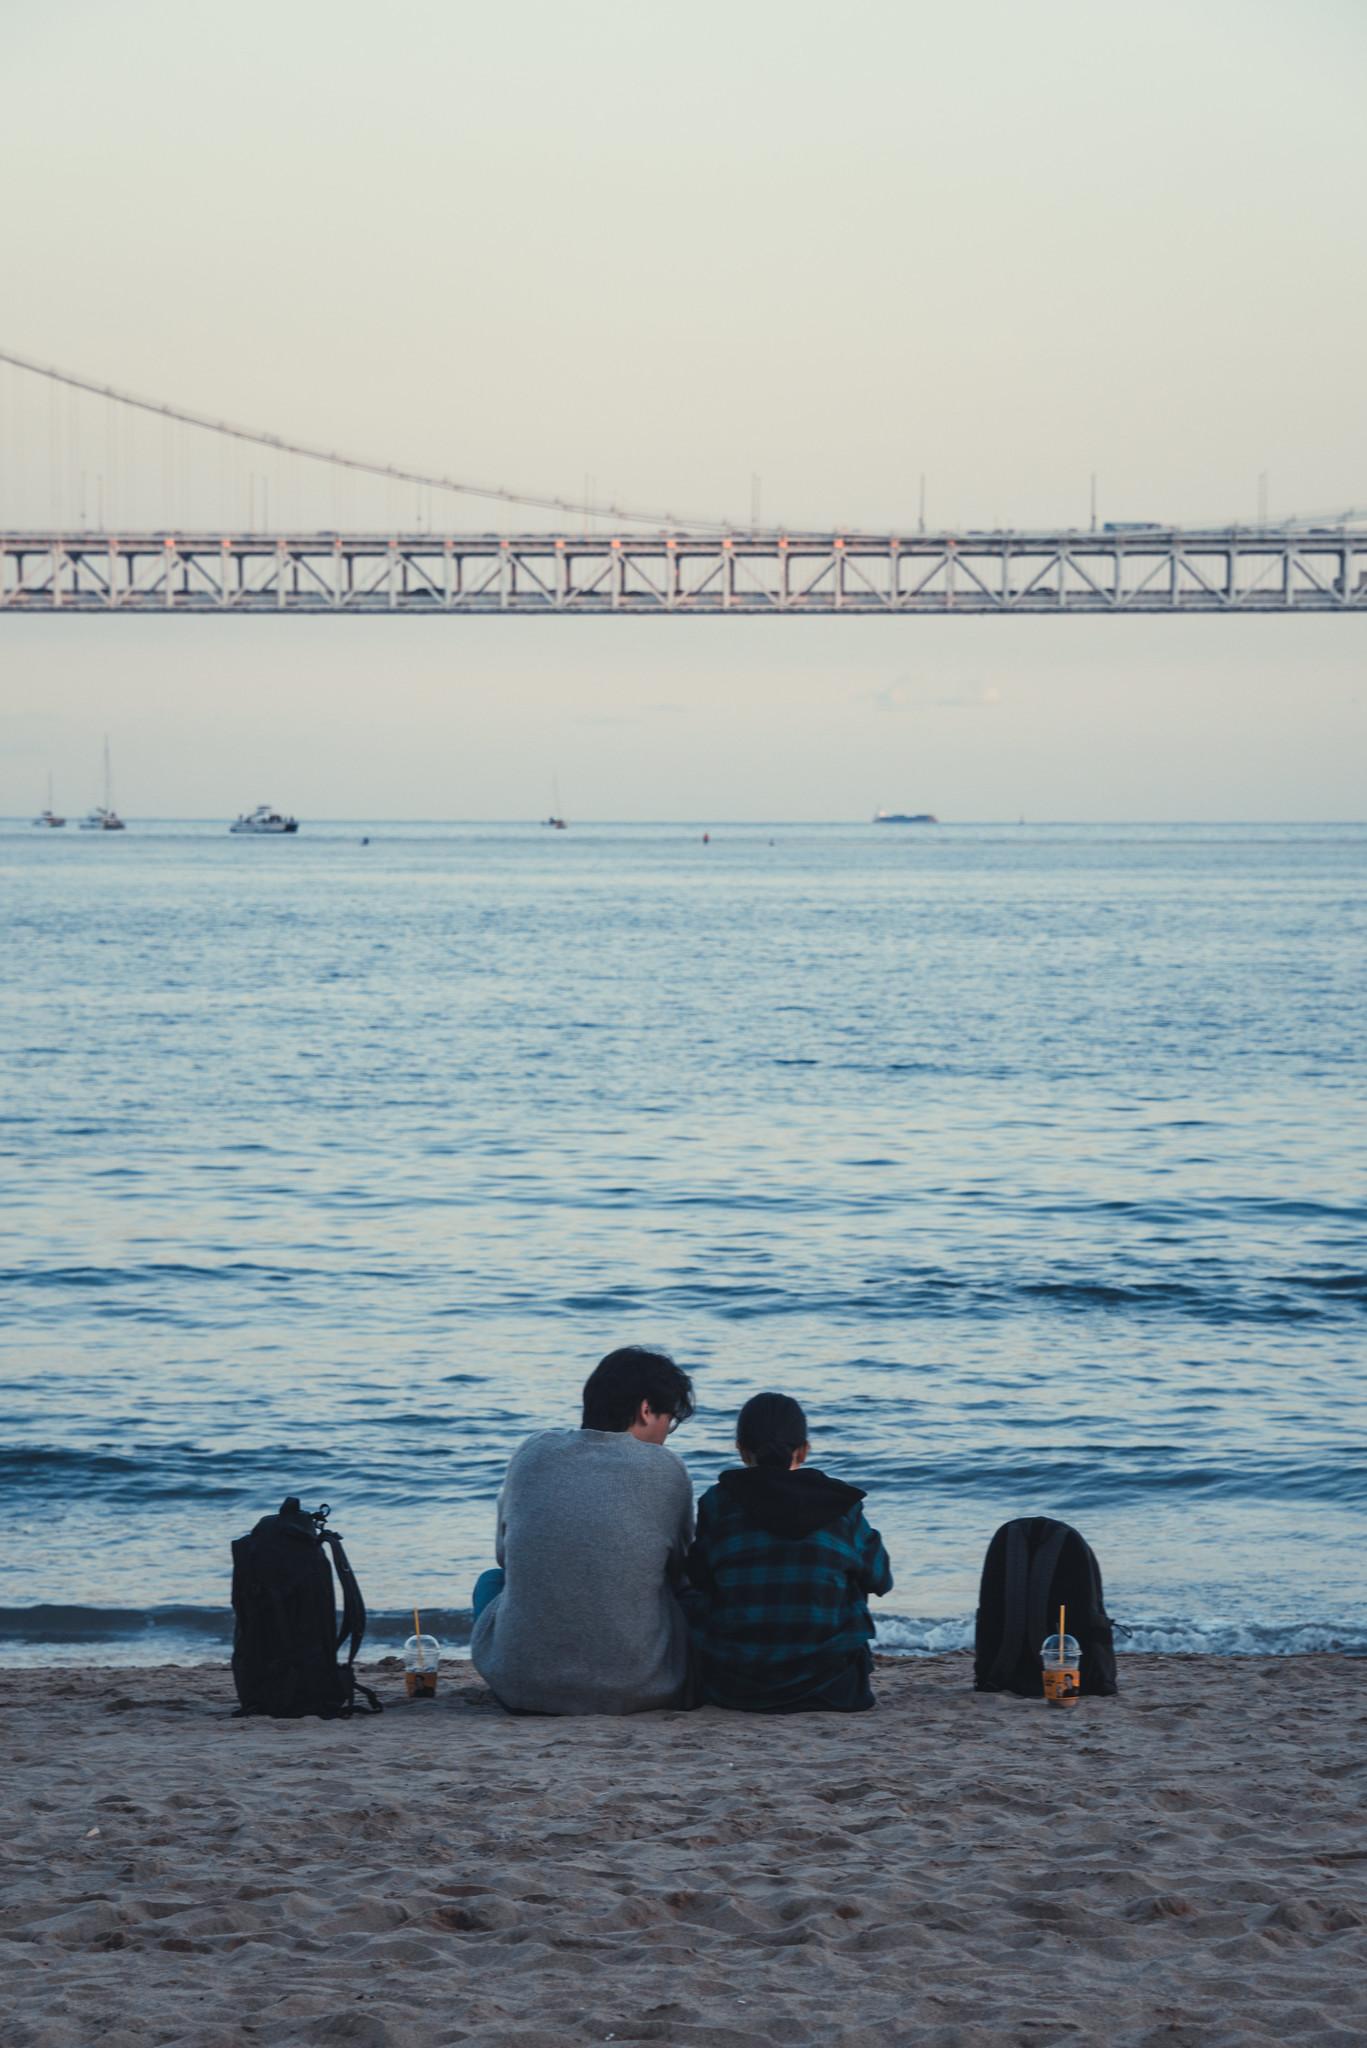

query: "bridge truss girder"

left=2, top=529, right=1364, bottom=616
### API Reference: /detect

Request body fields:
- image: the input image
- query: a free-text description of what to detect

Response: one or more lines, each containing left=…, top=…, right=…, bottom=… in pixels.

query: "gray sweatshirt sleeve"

left=493, top=1439, right=528, bottom=1569
left=665, top=1459, right=694, bottom=1582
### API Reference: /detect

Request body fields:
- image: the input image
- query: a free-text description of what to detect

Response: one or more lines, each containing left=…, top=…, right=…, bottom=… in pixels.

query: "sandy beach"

left=1, top=1655, right=1364, bottom=2047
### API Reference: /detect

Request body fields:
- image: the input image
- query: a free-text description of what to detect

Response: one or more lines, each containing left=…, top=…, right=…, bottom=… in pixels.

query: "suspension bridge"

left=2, top=347, right=1364, bottom=618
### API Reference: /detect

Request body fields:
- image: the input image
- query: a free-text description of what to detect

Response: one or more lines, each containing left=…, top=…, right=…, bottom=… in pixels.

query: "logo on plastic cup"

left=1041, top=1631, right=1082, bottom=1707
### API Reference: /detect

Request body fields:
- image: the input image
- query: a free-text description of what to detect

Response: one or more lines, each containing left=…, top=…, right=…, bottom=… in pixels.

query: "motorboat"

left=872, top=809, right=938, bottom=824
left=230, top=805, right=299, bottom=835
left=80, top=740, right=126, bottom=830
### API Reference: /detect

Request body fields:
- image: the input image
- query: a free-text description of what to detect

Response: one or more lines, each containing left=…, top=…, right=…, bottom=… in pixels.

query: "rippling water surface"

left=3, top=820, right=1364, bottom=1663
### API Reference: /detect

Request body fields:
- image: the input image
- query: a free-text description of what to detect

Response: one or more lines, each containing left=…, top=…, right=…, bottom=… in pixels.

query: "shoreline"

left=8, top=1645, right=1365, bottom=1674
left=7, top=1641, right=1367, bottom=1672
left=3, top=1653, right=1364, bottom=2045
left=5, top=1613, right=1366, bottom=1670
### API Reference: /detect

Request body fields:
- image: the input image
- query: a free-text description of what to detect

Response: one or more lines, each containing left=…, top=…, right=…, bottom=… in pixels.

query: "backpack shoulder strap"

left=321, top=1531, right=383, bottom=1716
left=321, top=1531, right=365, bottom=1661
left=1027, top=1520, right=1071, bottom=1662
left=986, top=1520, right=1031, bottom=1688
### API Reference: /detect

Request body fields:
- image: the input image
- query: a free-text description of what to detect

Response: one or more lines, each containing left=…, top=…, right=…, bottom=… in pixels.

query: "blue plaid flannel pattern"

left=687, top=1483, right=893, bottom=1675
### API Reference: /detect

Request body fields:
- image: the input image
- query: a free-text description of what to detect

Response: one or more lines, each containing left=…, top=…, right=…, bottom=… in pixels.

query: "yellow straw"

left=414, top=1606, right=423, bottom=1668
left=1059, top=1603, right=1066, bottom=1656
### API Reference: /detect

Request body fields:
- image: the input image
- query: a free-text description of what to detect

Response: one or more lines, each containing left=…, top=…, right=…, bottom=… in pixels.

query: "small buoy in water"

left=702, top=831, right=710, bottom=844
left=361, top=836, right=370, bottom=846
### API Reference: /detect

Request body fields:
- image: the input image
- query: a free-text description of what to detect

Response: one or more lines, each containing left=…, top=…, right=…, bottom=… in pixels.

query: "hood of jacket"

left=717, top=1465, right=865, bottom=1540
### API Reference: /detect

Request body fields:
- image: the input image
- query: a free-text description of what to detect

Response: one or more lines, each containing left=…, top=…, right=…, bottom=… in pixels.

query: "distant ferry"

left=873, top=809, right=938, bottom=825
left=230, top=805, right=299, bottom=835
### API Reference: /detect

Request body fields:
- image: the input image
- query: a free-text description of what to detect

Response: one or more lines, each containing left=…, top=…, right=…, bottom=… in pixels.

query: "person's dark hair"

left=736, top=1391, right=808, bottom=1471
left=581, top=1347, right=696, bottom=1433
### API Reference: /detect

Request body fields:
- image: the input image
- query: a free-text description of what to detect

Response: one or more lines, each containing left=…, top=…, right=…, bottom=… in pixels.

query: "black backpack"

left=231, top=1497, right=382, bottom=1719
left=973, top=1516, right=1119, bottom=1697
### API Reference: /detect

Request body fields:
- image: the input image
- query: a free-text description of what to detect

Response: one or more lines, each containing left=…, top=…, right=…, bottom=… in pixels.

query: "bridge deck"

left=2, top=528, right=1363, bottom=615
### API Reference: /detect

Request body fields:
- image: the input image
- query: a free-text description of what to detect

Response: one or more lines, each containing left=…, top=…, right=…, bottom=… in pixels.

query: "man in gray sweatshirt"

left=470, top=1347, right=696, bottom=1715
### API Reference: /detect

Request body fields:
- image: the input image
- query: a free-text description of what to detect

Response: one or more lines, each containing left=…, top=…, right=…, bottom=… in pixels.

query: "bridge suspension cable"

left=0, top=343, right=736, bottom=534
left=1278, top=506, right=1367, bottom=531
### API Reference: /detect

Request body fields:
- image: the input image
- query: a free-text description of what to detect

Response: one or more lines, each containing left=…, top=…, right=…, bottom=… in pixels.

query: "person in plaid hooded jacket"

left=687, top=1392, right=893, bottom=1713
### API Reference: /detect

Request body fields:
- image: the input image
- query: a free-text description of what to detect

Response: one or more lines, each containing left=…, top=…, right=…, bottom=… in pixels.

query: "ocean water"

left=2, top=819, right=1365, bottom=1667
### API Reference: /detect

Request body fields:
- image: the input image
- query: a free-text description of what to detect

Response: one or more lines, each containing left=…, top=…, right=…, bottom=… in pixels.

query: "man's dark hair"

left=581, top=1347, right=695, bottom=1433
left=736, top=1391, right=809, bottom=1471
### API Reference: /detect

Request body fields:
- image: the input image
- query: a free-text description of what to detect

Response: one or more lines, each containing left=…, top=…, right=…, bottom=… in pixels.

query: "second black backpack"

left=973, top=1515, right=1118, bottom=1697
left=230, top=1497, right=382, bottom=1719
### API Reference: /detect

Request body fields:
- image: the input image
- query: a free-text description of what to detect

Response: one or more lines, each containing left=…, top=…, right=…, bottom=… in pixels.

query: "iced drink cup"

left=404, top=1632, right=440, bottom=1696
left=1041, top=1631, right=1082, bottom=1706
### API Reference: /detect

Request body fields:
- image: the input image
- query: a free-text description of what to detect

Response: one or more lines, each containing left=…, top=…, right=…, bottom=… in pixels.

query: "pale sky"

left=2, top=0, right=1365, bottom=820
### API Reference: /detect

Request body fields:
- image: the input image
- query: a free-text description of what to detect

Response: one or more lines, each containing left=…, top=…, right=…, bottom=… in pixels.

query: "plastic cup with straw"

left=404, top=1605, right=440, bottom=1697
left=1042, top=1601, right=1082, bottom=1707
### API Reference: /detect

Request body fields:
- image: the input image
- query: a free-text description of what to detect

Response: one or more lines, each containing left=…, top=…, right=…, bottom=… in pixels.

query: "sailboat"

left=33, top=773, right=66, bottom=827
left=80, top=738, right=127, bottom=831
left=543, top=774, right=568, bottom=830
